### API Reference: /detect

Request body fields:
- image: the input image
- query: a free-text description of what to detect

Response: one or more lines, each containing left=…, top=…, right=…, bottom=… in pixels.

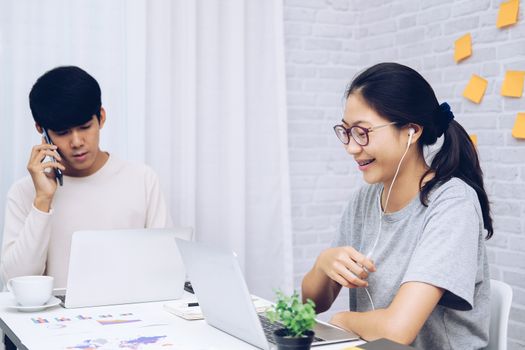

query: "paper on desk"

left=164, top=295, right=273, bottom=320
left=26, top=310, right=164, bottom=338
left=26, top=325, right=178, bottom=350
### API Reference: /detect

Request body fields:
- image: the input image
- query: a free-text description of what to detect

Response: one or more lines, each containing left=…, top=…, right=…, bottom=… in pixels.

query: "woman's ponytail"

left=420, top=108, right=494, bottom=239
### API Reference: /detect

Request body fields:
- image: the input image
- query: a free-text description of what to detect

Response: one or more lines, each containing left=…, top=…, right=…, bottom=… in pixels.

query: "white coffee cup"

left=7, top=275, right=54, bottom=306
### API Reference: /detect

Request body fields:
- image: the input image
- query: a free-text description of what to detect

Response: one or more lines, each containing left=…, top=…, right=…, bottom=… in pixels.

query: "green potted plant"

left=266, top=290, right=317, bottom=350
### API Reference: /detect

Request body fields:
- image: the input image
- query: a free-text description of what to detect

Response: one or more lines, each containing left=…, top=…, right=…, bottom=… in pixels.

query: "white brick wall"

left=284, top=0, right=525, bottom=347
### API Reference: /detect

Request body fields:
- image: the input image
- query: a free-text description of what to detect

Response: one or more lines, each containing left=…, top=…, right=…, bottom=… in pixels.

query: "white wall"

left=283, top=0, right=525, bottom=347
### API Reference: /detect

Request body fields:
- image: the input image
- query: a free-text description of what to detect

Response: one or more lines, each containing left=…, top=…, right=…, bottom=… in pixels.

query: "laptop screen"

left=63, top=228, right=191, bottom=308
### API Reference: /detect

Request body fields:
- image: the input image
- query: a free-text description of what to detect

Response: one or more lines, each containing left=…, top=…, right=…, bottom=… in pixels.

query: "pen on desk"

left=187, top=302, right=199, bottom=307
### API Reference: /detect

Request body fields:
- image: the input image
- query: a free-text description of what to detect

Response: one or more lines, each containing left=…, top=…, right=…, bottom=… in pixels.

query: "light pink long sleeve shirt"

left=1, top=155, right=172, bottom=287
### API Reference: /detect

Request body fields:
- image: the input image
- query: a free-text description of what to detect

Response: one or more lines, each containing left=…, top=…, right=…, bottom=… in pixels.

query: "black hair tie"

left=435, top=102, right=454, bottom=137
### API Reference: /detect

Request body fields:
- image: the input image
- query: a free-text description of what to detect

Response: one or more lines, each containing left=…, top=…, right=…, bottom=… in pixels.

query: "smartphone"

left=42, top=129, right=64, bottom=186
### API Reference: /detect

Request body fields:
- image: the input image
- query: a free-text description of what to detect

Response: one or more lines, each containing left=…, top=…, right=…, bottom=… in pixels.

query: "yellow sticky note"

left=501, top=71, right=525, bottom=97
left=454, top=33, right=472, bottom=63
left=512, top=113, right=525, bottom=139
left=497, top=0, right=519, bottom=28
left=463, top=75, right=488, bottom=104
left=470, top=134, right=478, bottom=146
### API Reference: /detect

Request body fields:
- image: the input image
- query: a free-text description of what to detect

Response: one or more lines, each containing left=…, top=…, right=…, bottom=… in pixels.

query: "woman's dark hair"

left=345, top=62, right=493, bottom=239
left=29, top=66, right=102, bottom=131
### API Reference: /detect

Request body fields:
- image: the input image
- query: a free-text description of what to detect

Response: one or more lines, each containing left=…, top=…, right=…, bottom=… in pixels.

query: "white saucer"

left=5, top=296, right=61, bottom=312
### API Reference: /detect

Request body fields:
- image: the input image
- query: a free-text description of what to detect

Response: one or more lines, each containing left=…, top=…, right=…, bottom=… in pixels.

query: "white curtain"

left=0, top=0, right=293, bottom=298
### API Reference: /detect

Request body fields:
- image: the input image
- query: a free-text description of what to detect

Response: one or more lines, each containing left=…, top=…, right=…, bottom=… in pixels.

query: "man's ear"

left=98, top=107, right=106, bottom=129
left=35, top=123, right=43, bottom=134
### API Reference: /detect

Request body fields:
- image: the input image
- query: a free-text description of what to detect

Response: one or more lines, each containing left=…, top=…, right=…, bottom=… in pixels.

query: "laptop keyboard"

left=257, top=314, right=324, bottom=344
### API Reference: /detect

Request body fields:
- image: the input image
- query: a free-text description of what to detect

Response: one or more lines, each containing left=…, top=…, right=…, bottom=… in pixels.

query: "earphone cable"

left=362, top=131, right=413, bottom=310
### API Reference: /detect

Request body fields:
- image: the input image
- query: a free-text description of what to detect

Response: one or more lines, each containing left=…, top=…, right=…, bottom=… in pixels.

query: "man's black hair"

left=29, top=66, right=102, bottom=131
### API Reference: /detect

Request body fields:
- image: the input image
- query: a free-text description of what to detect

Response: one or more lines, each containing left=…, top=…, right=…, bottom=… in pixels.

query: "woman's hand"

left=315, top=246, right=376, bottom=288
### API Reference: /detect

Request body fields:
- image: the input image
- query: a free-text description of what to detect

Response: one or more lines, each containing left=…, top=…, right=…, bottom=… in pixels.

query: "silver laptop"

left=176, top=239, right=359, bottom=349
left=58, top=228, right=191, bottom=308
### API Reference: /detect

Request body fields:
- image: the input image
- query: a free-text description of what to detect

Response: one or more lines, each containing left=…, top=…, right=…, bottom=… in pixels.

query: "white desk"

left=0, top=292, right=364, bottom=350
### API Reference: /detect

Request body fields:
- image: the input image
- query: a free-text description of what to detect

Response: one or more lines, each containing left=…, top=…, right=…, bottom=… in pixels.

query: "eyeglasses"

left=333, top=121, right=397, bottom=146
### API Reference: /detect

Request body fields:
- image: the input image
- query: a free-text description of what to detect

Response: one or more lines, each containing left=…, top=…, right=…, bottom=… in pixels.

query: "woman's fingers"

left=319, top=246, right=377, bottom=288
left=343, top=246, right=376, bottom=272
left=335, top=260, right=369, bottom=287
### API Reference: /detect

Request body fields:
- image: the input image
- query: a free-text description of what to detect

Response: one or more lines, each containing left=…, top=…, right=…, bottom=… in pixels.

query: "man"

left=1, top=65, right=172, bottom=305
left=2, top=66, right=173, bottom=348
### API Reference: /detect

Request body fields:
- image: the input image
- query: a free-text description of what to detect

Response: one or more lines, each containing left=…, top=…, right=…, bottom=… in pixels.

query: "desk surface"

left=0, top=292, right=364, bottom=350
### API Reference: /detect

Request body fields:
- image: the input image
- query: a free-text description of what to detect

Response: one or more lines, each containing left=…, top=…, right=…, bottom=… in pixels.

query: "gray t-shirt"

left=333, top=178, right=490, bottom=350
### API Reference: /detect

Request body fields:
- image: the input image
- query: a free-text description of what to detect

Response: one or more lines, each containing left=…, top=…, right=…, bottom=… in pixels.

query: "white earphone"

left=364, top=124, right=417, bottom=311
left=407, top=127, right=416, bottom=146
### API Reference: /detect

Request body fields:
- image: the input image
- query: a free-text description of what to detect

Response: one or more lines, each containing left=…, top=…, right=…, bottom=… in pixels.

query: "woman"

left=302, top=63, right=492, bottom=349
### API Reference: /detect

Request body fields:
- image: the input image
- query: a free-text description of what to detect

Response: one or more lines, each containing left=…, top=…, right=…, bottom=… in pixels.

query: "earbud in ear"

left=407, top=128, right=415, bottom=147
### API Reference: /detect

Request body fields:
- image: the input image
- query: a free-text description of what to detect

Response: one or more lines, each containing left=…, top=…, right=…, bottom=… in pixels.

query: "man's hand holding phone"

left=41, top=129, right=63, bottom=186
left=27, top=137, right=66, bottom=212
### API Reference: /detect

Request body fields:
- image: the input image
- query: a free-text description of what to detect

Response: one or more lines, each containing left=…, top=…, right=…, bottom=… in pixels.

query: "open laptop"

left=57, top=228, right=191, bottom=308
left=176, top=239, right=359, bottom=349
